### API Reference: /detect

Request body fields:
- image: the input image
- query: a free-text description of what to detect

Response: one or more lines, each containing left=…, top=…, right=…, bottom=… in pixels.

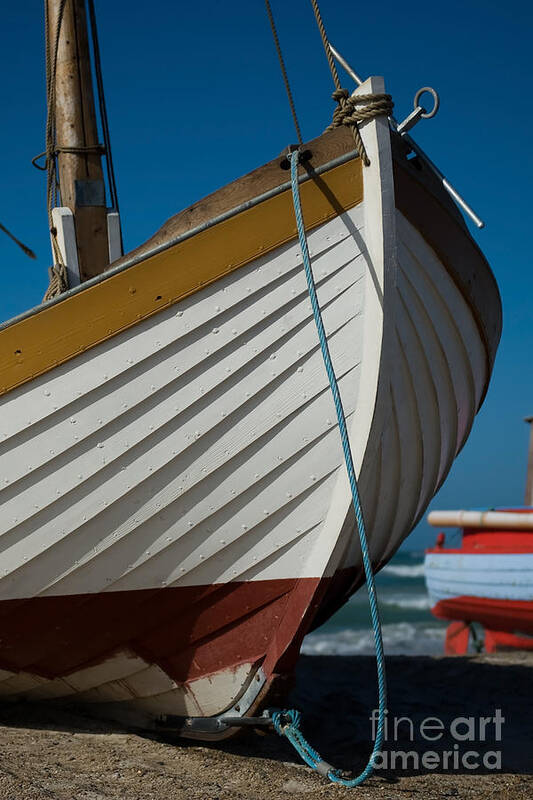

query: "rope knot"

left=271, top=708, right=301, bottom=734
left=327, top=90, right=394, bottom=166
left=43, top=263, right=68, bottom=302
left=331, top=87, right=350, bottom=103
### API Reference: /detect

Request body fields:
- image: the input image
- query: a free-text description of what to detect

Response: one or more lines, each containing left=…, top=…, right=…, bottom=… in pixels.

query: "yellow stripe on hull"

left=0, top=157, right=363, bottom=396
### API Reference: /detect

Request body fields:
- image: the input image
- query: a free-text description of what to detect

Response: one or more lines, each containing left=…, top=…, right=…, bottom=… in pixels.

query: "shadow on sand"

left=0, top=653, right=531, bottom=782
left=211, top=653, right=533, bottom=778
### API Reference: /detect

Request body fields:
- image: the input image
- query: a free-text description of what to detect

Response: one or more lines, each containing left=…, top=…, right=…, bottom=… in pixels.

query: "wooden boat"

left=425, top=509, right=533, bottom=654
left=0, top=2, right=501, bottom=736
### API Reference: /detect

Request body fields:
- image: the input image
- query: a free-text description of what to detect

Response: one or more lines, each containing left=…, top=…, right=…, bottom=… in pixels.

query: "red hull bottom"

left=0, top=577, right=322, bottom=697
left=433, top=596, right=533, bottom=637
left=444, top=621, right=533, bottom=655
left=433, top=597, right=533, bottom=655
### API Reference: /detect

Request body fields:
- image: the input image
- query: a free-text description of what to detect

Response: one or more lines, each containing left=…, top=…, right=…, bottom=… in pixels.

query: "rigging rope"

left=308, top=0, right=392, bottom=165
left=271, top=150, right=388, bottom=787
left=264, top=0, right=303, bottom=146
left=309, top=0, right=342, bottom=91
left=87, top=0, right=120, bottom=217
left=0, top=221, right=36, bottom=260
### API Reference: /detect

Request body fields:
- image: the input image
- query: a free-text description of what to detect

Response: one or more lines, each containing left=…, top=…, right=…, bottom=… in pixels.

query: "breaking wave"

left=381, top=563, right=425, bottom=578
left=381, top=594, right=432, bottom=610
left=302, top=622, right=446, bottom=656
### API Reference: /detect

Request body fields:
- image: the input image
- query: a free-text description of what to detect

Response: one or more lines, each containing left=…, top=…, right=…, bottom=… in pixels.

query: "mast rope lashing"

left=270, top=150, right=388, bottom=787
left=32, top=143, right=106, bottom=170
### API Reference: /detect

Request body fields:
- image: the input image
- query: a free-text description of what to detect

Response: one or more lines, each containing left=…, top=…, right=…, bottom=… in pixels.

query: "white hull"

left=425, top=552, right=533, bottom=604
left=0, top=78, right=500, bottom=727
left=0, top=206, right=369, bottom=596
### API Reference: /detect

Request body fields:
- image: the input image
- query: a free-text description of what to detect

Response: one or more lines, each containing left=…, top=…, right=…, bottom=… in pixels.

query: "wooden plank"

left=0, top=156, right=363, bottom=396
left=48, top=0, right=109, bottom=279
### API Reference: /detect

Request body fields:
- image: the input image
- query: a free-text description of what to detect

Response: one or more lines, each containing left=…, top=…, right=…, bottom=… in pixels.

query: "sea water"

left=302, top=549, right=447, bottom=656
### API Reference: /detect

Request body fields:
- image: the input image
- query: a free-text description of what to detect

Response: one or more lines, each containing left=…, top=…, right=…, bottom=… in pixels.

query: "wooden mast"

left=525, top=417, right=533, bottom=506
left=47, top=0, right=109, bottom=281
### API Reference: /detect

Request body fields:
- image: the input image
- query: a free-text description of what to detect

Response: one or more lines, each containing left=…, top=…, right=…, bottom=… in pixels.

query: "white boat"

left=0, top=1, right=501, bottom=736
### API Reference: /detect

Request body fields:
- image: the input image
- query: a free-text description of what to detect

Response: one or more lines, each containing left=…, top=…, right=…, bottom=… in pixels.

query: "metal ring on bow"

left=413, top=87, right=440, bottom=119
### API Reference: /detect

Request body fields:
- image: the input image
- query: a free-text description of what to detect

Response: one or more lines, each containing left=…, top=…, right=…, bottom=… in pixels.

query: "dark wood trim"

left=112, top=128, right=358, bottom=268
left=391, top=133, right=502, bottom=400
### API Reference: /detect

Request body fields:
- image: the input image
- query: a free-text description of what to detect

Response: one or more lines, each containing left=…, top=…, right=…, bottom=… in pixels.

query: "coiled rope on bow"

left=309, top=0, right=393, bottom=164
left=327, top=89, right=394, bottom=162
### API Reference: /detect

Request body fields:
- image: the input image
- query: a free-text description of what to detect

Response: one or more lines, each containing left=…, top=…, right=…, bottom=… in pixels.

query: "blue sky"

left=1, top=1, right=531, bottom=550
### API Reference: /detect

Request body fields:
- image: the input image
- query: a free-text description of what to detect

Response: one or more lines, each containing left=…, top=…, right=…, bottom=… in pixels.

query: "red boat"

left=424, top=419, right=533, bottom=654
left=425, top=510, right=533, bottom=653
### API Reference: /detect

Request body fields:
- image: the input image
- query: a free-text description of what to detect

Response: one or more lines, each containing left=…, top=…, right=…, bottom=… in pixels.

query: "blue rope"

left=271, top=151, right=388, bottom=787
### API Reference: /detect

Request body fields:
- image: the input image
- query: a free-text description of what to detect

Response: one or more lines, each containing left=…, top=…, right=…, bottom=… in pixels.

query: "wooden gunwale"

left=0, top=129, right=362, bottom=397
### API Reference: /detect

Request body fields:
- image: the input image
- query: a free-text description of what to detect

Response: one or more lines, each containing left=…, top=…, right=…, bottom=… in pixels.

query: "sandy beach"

left=0, top=651, right=531, bottom=799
